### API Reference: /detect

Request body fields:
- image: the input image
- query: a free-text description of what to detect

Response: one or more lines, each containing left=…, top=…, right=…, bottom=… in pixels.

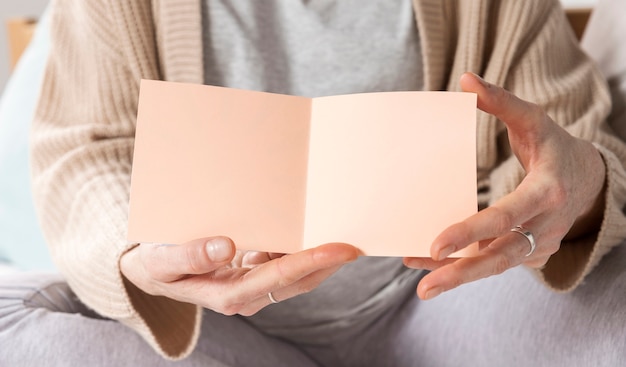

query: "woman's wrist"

left=564, top=143, right=607, bottom=241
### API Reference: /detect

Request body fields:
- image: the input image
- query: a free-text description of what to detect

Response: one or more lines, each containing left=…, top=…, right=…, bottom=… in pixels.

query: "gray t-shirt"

left=202, top=0, right=426, bottom=343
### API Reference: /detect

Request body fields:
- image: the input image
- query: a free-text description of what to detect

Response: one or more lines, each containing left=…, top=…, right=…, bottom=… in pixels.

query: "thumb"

left=460, top=72, right=545, bottom=135
left=141, top=236, right=236, bottom=282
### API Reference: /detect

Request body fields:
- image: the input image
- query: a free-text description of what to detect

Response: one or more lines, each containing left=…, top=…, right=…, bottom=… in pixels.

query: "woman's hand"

left=404, top=72, right=607, bottom=300
left=120, top=237, right=359, bottom=315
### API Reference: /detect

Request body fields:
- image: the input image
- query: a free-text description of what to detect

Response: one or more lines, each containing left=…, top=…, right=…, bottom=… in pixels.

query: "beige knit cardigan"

left=32, top=0, right=626, bottom=360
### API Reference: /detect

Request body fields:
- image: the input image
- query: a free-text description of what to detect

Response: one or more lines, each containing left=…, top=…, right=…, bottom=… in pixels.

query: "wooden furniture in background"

left=566, top=8, right=593, bottom=40
left=6, top=17, right=37, bottom=71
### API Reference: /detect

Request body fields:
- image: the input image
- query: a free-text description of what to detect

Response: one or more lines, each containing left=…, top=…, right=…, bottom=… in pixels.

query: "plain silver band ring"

left=268, top=292, right=279, bottom=304
left=510, top=225, right=536, bottom=257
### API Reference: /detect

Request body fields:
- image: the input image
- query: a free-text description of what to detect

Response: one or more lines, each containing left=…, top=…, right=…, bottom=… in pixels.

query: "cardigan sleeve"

left=31, top=0, right=202, bottom=359
left=483, top=1, right=626, bottom=291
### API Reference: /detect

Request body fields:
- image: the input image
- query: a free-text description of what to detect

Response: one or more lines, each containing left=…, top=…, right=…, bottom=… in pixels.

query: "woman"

left=9, top=0, right=626, bottom=365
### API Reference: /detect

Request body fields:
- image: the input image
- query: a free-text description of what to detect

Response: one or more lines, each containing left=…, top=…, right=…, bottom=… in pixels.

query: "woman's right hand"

left=120, top=237, right=359, bottom=316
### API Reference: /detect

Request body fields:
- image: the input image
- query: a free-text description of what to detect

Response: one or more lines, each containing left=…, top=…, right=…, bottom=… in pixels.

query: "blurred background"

left=0, top=0, right=48, bottom=95
left=0, top=0, right=600, bottom=95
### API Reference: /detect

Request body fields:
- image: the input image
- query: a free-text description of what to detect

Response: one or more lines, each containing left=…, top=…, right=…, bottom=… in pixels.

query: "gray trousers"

left=2, top=244, right=626, bottom=367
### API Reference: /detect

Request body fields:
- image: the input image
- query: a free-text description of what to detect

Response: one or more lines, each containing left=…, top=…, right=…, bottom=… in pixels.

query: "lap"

left=3, top=241, right=625, bottom=366
left=345, top=241, right=626, bottom=367
left=0, top=272, right=318, bottom=367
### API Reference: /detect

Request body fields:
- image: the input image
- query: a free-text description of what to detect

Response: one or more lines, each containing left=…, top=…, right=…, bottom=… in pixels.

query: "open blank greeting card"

left=127, top=80, right=478, bottom=257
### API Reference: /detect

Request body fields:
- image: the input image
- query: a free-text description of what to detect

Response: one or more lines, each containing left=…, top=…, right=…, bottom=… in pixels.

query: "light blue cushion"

left=0, top=9, right=55, bottom=270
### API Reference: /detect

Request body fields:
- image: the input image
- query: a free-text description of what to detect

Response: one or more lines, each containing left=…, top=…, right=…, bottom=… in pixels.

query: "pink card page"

left=128, top=80, right=311, bottom=253
left=127, top=80, right=478, bottom=257
left=304, top=92, right=477, bottom=256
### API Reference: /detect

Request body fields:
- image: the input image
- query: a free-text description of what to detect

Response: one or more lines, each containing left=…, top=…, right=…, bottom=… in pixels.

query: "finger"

left=237, top=265, right=343, bottom=316
left=215, top=243, right=358, bottom=312
left=246, top=243, right=357, bottom=291
left=403, top=257, right=456, bottom=271
left=431, top=180, right=545, bottom=260
left=460, top=72, right=546, bottom=135
left=241, top=251, right=286, bottom=267
left=241, top=251, right=272, bottom=267
left=268, top=252, right=285, bottom=260
left=141, top=236, right=236, bottom=282
left=231, top=250, right=247, bottom=268
left=403, top=237, right=495, bottom=269
left=417, top=231, right=538, bottom=300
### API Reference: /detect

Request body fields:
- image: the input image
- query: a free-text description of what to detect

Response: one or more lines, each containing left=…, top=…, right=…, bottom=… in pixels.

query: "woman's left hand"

left=404, top=72, right=606, bottom=300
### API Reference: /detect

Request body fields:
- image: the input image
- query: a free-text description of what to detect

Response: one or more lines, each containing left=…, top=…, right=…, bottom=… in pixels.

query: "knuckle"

left=141, top=257, right=167, bottom=282
left=500, top=89, right=513, bottom=109
left=544, top=240, right=561, bottom=256
left=490, top=206, right=515, bottom=234
left=448, top=274, right=464, bottom=291
left=446, top=263, right=465, bottom=290
left=138, top=246, right=158, bottom=273
left=449, top=278, right=465, bottom=289
left=527, top=102, right=544, bottom=120
left=491, top=254, right=512, bottom=275
left=492, top=83, right=509, bottom=104
left=547, top=222, right=569, bottom=241
left=515, top=100, right=545, bottom=127
left=238, top=307, right=259, bottom=317
left=139, top=244, right=173, bottom=285
left=296, top=282, right=316, bottom=295
left=221, top=307, right=240, bottom=317
left=215, top=300, right=243, bottom=316
left=274, top=257, right=298, bottom=288
left=184, top=244, right=207, bottom=274
left=451, top=221, right=472, bottom=247
left=545, top=181, right=569, bottom=209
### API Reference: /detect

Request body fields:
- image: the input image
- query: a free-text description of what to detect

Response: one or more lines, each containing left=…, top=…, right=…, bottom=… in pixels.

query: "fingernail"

left=435, top=246, right=455, bottom=261
left=424, top=287, right=443, bottom=300
left=404, top=258, right=423, bottom=269
left=206, top=238, right=232, bottom=262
